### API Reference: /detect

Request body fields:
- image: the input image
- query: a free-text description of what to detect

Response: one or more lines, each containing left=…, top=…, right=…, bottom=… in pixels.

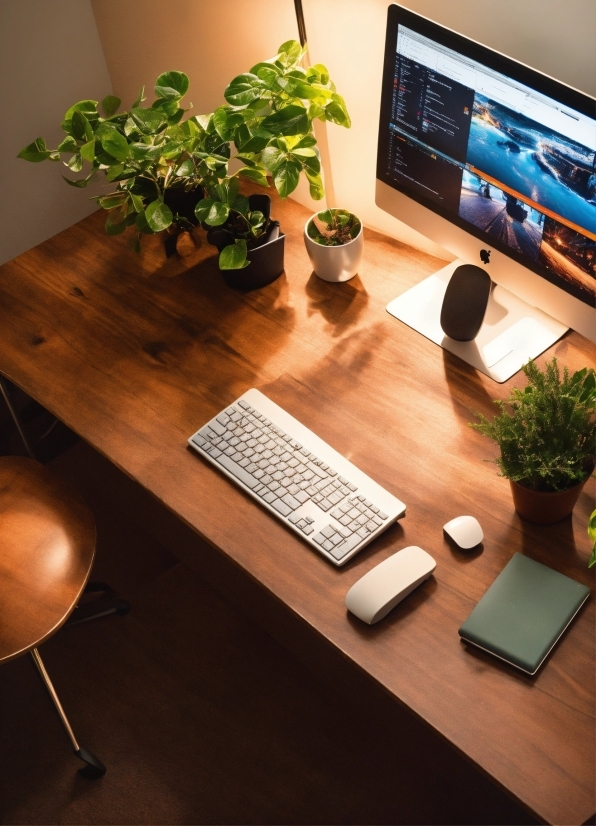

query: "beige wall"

left=0, top=0, right=113, bottom=265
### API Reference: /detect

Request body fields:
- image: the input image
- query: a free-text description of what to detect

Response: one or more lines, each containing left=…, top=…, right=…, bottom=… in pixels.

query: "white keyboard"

left=188, top=389, right=406, bottom=566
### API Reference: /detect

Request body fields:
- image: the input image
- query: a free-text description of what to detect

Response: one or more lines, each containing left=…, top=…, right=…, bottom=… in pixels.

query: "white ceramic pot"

left=304, top=214, right=363, bottom=282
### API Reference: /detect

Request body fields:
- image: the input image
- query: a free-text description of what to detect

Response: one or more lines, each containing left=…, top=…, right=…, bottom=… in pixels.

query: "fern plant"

left=471, top=359, right=596, bottom=492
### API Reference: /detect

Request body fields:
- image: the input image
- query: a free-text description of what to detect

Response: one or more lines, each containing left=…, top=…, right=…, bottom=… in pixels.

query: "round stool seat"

left=0, top=456, right=96, bottom=663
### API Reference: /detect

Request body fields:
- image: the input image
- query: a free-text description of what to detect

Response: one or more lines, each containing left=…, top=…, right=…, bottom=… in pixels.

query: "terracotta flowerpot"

left=509, top=476, right=591, bottom=524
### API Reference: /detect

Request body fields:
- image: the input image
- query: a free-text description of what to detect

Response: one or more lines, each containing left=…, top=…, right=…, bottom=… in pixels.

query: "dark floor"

left=0, top=404, right=538, bottom=824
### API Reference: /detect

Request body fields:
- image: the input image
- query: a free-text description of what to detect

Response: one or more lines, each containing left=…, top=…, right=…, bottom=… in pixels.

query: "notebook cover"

left=458, top=553, right=590, bottom=674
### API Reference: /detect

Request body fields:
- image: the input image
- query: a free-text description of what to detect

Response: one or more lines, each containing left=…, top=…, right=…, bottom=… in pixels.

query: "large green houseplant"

left=18, top=72, right=226, bottom=252
left=471, top=358, right=596, bottom=530
left=19, top=40, right=350, bottom=271
left=194, top=39, right=350, bottom=271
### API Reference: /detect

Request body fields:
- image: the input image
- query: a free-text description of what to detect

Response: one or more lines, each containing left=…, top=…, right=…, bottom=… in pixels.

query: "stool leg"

left=29, top=648, right=106, bottom=779
left=0, top=376, right=36, bottom=459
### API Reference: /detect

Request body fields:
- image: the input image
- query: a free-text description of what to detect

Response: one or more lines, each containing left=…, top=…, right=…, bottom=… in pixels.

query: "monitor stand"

left=386, top=260, right=568, bottom=383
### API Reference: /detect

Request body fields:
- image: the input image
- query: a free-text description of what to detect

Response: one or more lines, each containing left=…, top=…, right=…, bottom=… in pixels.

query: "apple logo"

left=480, top=249, right=491, bottom=264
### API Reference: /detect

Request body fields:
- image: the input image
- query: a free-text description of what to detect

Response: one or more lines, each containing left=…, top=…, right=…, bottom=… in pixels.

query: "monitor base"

left=386, top=260, right=568, bottom=383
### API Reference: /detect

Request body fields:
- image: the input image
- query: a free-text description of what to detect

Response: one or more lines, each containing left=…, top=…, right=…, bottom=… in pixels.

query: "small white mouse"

left=443, top=515, right=484, bottom=549
left=345, top=546, right=436, bottom=625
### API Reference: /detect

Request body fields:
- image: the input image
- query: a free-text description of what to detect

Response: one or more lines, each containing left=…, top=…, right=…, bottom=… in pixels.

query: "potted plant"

left=18, top=71, right=228, bottom=256
left=19, top=41, right=350, bottom=281
left=193, top=39, right=351, bottom=287
left=470, top=358, right=596, bottom=524
left=303, top=208, right=363, bottom=282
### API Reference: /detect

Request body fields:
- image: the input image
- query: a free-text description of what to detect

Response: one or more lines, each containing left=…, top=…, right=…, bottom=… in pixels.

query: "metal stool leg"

left=0, top=376, right=36, bottom=459
left=29, top=648, right=106, bottom=779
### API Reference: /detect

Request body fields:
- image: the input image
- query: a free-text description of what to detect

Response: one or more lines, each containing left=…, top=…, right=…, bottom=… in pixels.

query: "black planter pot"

left=162, top=186, right=203, bottom=258
left=206, top=194, right=285, bottom=290
left=163, top=186, right=203, bottom=226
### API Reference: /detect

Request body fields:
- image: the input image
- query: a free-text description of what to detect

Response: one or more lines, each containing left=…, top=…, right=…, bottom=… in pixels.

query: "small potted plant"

left=193, top=39, right=351, bottom=288
left=470, top=358, right=596, bottom=524
left=303, top=208, right=363, bottom=282
left=18, top=71, right=225, bottom=256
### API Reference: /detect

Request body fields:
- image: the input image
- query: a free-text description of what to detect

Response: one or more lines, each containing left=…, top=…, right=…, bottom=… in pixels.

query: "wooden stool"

left=0, top=456, right=106, bottom=778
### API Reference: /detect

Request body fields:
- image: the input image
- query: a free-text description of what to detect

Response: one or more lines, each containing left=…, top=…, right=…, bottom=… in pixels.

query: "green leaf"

left=97, top=192, right=128, bottom=209
left=71, top=110, right=94, bottom=142
left=224, top=73, right=265, bottom=106
left=159, top=140, right=183, bottom=160
left=130, top=192, right=145, bottom=212
left=17, top=138, right=52, bottom=162
left=61, top=100, right=98, bottom=134
left=219, top=240, right=250, bottom=270
left=80, top=139, right=96, bottom=162
left=237, top=167, right=269, bottom=187
left=194, top=197, right=215, bottom=222
left=106, top=163, right=136, bottom=182
left=273, top=158, right=301, bottom=198
left=294, top=134, right=317, bottom=149
left=101, top=128, right=130, bottom=161
left=206, top=201, right=230, bottom=226
left=250, top=61, right=281, bottom=77
left=277, top=76, right=329, bottom=100
left=254, top=65, right=281, bottom=89
left=56, top=135, right=79, bottom=153
left=231, top=195, right=250, bottom=216
left=261, top=105, right=309, bottom=136
left=101, top=95, right=121, bottom=117
left=175, top=159, right=194, bottom=177
left=588, top=510, right=596, bottom=543
left=145, top=199, right=173, bottom=232
left=67, top=153, right=83, bottom=172
left=128, top=142, right=162, bottom=161
left=151, top=97, right=180, bottom=117
left=306, top=169, right=324, bottom=200
left=276, top=40, right=302, bottom=68
left=309, top=63, right=330, bottom=85
left=62, top=173, right=92, bottom=188
left=130, top=107, right=167, bottom=135
left=325, top=94, right=351, bottom=127
left=135, top=210, right=154, bottom=234
left=235, top=124, right=270, bottom=153
left=132, top=86, right=145, bottom=108
left=292, top=147, right=316, bottom=157
left=155, top=71, right=189, bottom=99
left=261, top=146, right=285, bottom=171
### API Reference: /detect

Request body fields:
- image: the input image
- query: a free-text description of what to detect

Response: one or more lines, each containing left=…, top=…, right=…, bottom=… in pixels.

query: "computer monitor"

left=376, top=4, right=596, bottom=381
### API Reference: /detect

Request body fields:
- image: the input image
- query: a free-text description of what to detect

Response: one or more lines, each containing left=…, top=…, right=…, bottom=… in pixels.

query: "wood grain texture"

left=0, top=457, right=95, bottom=662
left=0, top=184, right=593, bottom=824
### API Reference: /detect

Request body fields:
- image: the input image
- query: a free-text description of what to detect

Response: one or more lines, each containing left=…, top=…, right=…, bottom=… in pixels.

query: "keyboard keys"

left=190, top=397, right=398, bottom=565
left=215, top=454, right=259, bottom=489
left=271, top=499, right=292, bottom=517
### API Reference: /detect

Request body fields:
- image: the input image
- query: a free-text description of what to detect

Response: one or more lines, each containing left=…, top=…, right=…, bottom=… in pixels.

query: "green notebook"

left=458, top=553, right=590, bottom=675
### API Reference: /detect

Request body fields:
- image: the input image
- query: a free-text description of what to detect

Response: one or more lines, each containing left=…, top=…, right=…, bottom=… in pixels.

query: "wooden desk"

left=0, top=187, right=593, bottom=825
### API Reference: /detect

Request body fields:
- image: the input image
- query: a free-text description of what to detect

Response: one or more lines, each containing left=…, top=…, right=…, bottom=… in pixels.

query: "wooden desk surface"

left=0, top=186, right=594, bottom=825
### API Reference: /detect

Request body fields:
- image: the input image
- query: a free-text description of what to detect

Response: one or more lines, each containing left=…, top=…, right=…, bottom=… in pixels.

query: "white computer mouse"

left=443, top=515, right=483, bottom=549
left=345, top=546, right=436, bottom=625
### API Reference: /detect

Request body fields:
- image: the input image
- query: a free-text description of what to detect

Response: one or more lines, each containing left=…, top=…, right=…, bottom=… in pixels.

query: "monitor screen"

left=377, top=7, right=596, bottom=310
